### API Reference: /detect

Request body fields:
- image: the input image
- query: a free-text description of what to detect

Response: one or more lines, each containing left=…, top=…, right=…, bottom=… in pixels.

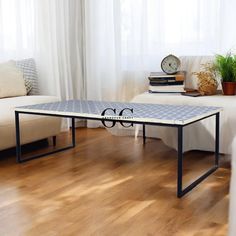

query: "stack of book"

left=148, top=71, right=186, bottom=93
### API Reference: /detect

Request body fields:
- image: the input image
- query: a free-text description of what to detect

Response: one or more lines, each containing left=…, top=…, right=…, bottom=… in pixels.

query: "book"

left=149, top=85, right=185, bottom=93
left=149, top=77, right=177, bottom=82
left=149, top=71, right=186, bottom=82
left=149, top=81, right=184, bottom=86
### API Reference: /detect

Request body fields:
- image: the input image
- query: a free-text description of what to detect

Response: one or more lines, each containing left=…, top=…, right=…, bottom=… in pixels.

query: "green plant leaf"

left=214, top=52, right=236, bottom=82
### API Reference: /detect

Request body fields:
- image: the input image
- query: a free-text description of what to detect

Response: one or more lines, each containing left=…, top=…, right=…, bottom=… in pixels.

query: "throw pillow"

left=24, top=79, right=33, bottom=95
left=15, top=59, right=39, bottom=95
left=0, top=62, right=27, bottom=98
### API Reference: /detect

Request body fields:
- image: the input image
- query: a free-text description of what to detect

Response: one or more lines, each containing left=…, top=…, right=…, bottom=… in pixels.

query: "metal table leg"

left=71, top=117, right=76, bottom=148
left=53, top=136, right=57, bottom=146
left=215, top=113, right=220, bottom=167
left=177, top=112, right=220, bottom=198
left=143, top=124, right=146, bottom=145
left=15, top=111, right=76, bottom=163
left=15, top=111, right=22, bottom=163
left=177, top=126, right=183, bottom=197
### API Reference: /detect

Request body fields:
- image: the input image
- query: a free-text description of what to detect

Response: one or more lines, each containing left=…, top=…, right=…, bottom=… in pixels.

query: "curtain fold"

left=84, top=0, right=122, bottom=102
left=34, top=0, right=85, bottom=100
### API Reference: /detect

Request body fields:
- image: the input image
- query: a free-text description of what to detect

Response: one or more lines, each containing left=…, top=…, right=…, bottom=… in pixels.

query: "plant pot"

left=222, top=82, right=236, bottom=95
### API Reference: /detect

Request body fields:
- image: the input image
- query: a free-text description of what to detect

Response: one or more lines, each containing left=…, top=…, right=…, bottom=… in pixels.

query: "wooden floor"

left=0, top=128, right=230, bottom=236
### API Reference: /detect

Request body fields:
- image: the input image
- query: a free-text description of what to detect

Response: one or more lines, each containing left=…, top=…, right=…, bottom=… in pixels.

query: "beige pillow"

left=0, top=61, right=27, bottom=98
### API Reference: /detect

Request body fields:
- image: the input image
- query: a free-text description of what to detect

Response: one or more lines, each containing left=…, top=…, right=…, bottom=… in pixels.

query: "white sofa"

left=131, top=93, right=235, bottom=154
left=0, top=95, right=61, bottom=151
left=110, top=56, right=236, bottom=154
left=0, top=59, right=61, bottom=151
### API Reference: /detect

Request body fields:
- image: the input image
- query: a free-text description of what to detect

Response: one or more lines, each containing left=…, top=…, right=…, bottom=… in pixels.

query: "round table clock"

left=161, top=54, right=181, bottom=75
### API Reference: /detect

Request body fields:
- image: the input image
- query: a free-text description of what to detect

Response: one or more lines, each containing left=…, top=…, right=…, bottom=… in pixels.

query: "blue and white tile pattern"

left=16, top=100, right=222, bottom=125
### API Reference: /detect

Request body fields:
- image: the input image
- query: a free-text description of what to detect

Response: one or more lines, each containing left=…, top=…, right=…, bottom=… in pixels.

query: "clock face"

left=161, top=55, right=181, bottom=75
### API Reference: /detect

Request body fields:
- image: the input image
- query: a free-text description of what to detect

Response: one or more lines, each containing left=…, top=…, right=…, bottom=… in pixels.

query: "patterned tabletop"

left=15, top=100, right=222, bottom=125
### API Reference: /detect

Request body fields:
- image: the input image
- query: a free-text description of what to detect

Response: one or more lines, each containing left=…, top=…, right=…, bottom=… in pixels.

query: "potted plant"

left=214, top=53, right=236, bottom=95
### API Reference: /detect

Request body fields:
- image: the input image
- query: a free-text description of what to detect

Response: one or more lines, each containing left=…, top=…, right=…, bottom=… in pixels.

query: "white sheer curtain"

left=0, top=0, right=36, bottom=60
left=0, top=0, right=85, bottom=100
left=84, top=0, right=236, bottom=101
left=34, top=0, right=85, bottom=100
left=84, top=0, right=122, bottom=102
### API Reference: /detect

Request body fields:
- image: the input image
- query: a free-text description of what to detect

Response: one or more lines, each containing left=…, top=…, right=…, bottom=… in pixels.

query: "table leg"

left=177, top=126, right=183, bottom=198
left=15, top=113, right=76, bottom=163
left=53, top=136, right=57, bottom=146
left=71, top=118, right=76, bottom=148
left=177, top=112, right=220, bottom=198
left=215, top=113, right=220, bottom=166
left=15, top=111, right=22, bottom=163
left=143, top=124, right=146, bottom=145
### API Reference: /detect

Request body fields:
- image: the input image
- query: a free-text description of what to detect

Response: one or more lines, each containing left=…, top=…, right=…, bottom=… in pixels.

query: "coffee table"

left=15, top=100, right=221, bottom=198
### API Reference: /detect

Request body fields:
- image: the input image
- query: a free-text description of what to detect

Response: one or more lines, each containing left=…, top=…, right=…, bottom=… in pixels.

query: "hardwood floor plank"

left=0, top=128, right=230, bottom=236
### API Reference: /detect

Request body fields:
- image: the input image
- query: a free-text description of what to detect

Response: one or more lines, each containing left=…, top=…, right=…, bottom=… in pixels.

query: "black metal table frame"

left=15, top=110, right=220, bottom=198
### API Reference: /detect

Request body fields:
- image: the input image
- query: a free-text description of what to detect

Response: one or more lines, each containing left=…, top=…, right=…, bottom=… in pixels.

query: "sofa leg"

left=53, top=136, right=57, bottom=146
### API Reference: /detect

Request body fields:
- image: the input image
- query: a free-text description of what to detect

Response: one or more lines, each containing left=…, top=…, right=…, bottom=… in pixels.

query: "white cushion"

left=0, top=61, right=27, bottom=98
left=0, top=96, right=61, bottom=150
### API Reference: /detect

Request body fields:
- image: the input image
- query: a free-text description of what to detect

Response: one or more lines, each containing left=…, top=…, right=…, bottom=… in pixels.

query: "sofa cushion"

left=0, top=96, right=61, bottom=150
left=0, top=96, right=60, bottom=125
left=0, top=62, right=27, bottom=98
